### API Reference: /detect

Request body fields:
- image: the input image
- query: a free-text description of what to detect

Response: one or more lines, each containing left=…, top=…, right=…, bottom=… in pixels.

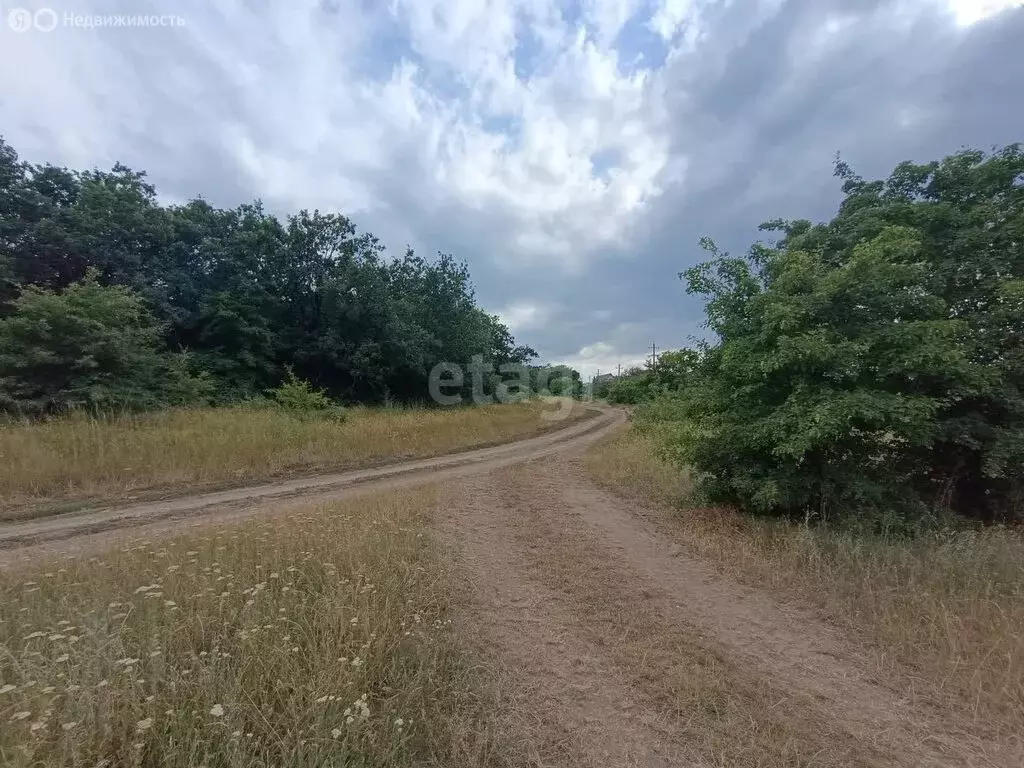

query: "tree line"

left=631, top=145, right=1024, bottom=529
left=0, top=136, right=571, bottom=414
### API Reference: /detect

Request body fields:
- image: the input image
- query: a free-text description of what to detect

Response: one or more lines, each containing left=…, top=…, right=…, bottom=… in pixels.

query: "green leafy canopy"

left=668, top=145, right=1024, bottom=529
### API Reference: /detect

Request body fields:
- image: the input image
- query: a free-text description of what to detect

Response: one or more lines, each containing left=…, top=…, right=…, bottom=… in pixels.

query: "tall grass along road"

left=0, top=407, right=616, bottom=559
left=0, top=489, right=505, bottom=768
left=0, top=400, right=588, bottom=521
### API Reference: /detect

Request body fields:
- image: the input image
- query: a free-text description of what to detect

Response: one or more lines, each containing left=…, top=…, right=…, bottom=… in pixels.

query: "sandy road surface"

left=437, top=436, right=1022, bottom=767
left=0, top=406, right=618, bottom=558
left=2, top=406, right=1018, bottom=766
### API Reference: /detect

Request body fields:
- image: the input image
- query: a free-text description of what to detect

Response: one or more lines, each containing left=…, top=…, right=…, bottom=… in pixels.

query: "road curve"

left=0, top=406, right=624, bottom=555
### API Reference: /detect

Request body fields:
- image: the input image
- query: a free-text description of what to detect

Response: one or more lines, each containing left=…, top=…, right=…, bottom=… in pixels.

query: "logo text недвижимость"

left=6, top=8, right=186, bottom=33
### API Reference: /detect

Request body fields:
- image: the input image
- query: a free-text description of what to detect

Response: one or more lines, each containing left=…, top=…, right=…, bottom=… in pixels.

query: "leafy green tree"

left=0, top=136, right=536, bottom=412
left=675, top=145, right=1024, bottom=528
left=531, top=364, right=582, bottom=398
left=606, top=368, right=649, bottom=404
left=0, top=272, right=211, bottom=413
left=601, top=350, right=699, bottom=404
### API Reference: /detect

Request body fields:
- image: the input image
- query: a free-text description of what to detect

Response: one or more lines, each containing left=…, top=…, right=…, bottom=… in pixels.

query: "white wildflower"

left=209, top=704, right=224, bottom=717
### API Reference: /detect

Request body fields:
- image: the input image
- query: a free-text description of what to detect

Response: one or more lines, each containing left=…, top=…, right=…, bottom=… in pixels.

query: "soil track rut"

left=0, top=407, right=617, bottom=556
left=3, top=407, right=1019, bottom=765
left=440, top=442, right=1022, bottom=767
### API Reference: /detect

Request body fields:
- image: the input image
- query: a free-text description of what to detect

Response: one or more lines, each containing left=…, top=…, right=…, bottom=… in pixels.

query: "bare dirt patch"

left=439, top=439, right=1022, bottom=766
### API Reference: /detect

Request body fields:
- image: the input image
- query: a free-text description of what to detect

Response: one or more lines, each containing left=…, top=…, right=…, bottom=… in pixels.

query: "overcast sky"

left=1, top=0, right=1021, bottom=377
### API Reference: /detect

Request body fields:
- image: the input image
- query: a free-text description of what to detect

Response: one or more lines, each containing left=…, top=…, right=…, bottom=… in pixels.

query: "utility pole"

left=617, top=363, right=621, bottom=377
left=649, top=342, right=658, bottom=370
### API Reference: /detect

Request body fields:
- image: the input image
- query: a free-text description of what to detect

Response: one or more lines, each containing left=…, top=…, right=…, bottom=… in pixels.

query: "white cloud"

left=583, top=0, right=645, bottom=44
left=499, top=301, right=552, bottom=332
left=942, top=0, right=1021, bottom=26
left=649, top=0, right=718, bottom=48
left=563, top=340, right=648, bottom=380
left=0, top=0, right=683, bottom=273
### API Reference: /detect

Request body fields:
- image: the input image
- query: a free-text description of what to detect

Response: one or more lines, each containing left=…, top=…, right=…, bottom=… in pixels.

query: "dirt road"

left=1, top=407, right=1017, bottom=765
left=441, top=451, right=1021, bottom=767
left=0, top=407, right=619, bottom=556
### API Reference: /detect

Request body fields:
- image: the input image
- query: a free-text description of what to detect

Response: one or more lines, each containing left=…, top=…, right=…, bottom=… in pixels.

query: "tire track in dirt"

left=0, top=408, right=620, bottom=561
left=441, top=470, right=700, bottom=767
left=439, top=444, right=1023, bottom=767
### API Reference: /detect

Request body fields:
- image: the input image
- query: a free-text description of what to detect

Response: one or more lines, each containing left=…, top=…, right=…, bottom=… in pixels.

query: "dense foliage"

left=597, top=350, right=700, bottom=404
left=0, top=137, right=544, bottom=413
left=669, top=146, right=1024, bottom=528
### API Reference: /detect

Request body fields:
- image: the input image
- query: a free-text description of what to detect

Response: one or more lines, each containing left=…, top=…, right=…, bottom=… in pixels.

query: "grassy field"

left=586, top=427, right=1024, bottom=738
left=0, top=400, right=587, bottom=520
left=0, top=488, right=506, bottom=768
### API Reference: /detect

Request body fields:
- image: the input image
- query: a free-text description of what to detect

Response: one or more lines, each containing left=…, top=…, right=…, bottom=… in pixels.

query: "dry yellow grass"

left=0, top=400, right=585, bottom=519
left=0, top=488, right=506, bottom=767
left=586, top=427, right=1024, bottom=737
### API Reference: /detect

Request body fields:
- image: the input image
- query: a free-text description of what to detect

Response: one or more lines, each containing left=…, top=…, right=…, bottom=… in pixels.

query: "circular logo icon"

left=7, top=7, right=34, bottom=32
left=33, top=7, right=58, bottom=32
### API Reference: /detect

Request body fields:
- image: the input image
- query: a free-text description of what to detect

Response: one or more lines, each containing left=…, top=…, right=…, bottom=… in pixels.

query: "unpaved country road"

left=2, top=407, right=1019, bottom=766
left=437, top=435, right=1022, bottom=767
left=0, top=407, right=619, bottom=558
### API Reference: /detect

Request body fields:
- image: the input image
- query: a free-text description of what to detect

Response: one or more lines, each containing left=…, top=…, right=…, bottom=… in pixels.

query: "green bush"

left=674, top=146, right=1024, bottom=529
left=268, top=370, right=347, bottom=422
left=0, top=271, right=212, bottom=415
